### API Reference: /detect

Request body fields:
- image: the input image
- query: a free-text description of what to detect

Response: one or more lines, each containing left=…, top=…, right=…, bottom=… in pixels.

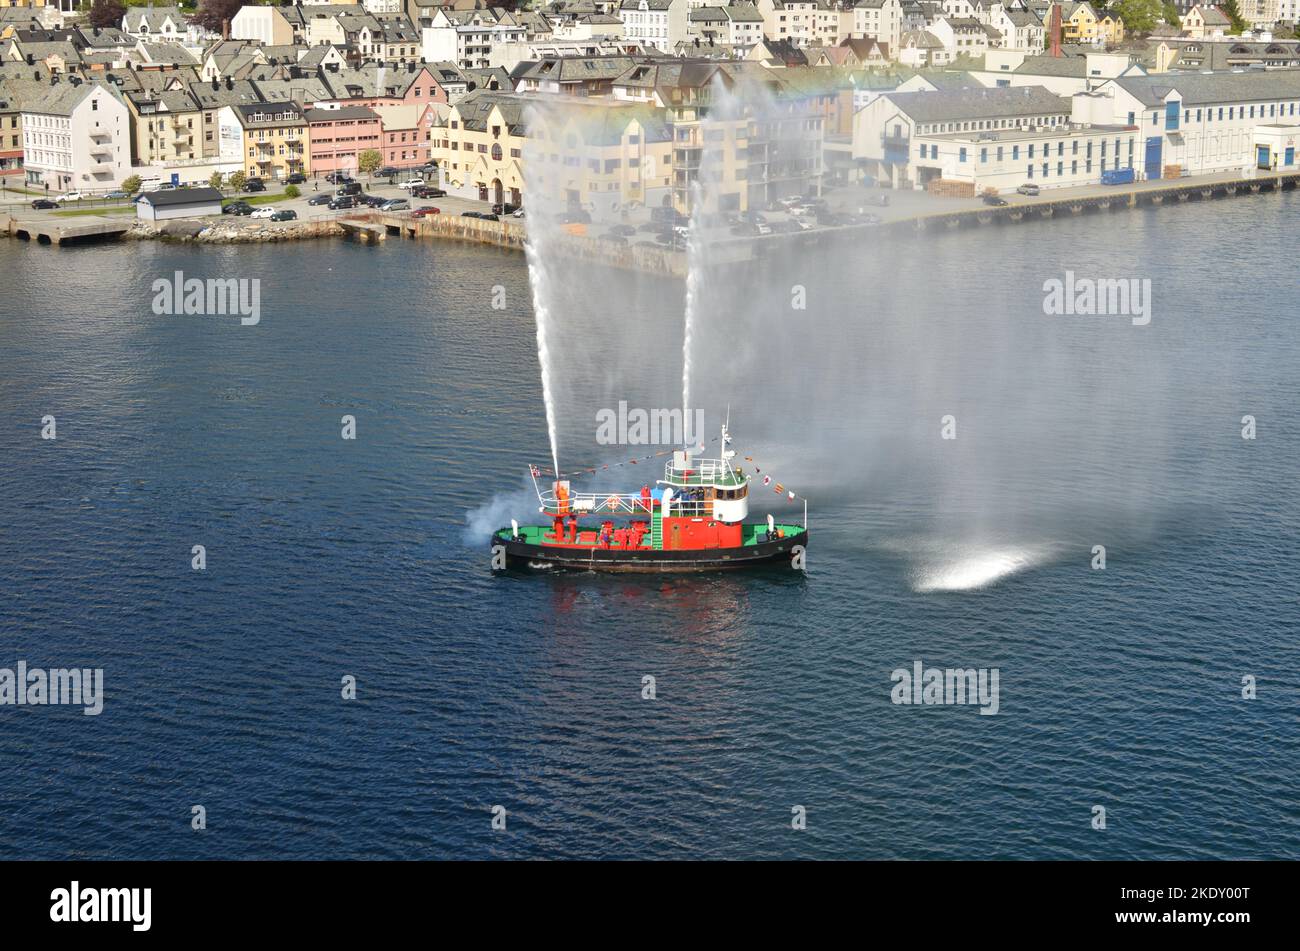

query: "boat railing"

left=539, top=489, right=654, bottom=517
left=663, top=458, right=742, bottom=486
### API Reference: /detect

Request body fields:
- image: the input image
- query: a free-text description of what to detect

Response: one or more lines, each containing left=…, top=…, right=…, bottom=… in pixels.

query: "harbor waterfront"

left=2, top=192, right=1298, bottom=860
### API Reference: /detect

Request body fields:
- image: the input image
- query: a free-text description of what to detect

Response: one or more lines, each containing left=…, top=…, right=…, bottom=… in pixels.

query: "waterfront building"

left=126, top=87, right=207, bottom=165
left=219, top=100, right=309, bottom=181
left=431, top=88, right=525, bottom=205
left=135, top=185, right=222, bottom=221
left=853, top=84, right=1072, bottom=187
left=1079, top=71, right=1300, bottom=178
left=374, top=101, right=434, bottom=169
left=910, top=121, right=1139, bottom=192
left=305, top=104, right=381, bottom=176
left=21, top=79, right=130, bottom=190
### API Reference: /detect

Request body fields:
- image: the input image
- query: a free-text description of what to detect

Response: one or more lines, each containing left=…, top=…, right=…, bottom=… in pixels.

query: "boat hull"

left=492, top=530, right=809, bottom=573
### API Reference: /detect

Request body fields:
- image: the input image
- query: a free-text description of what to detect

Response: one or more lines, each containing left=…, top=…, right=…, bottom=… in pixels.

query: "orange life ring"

left=605, top=494, right=621, bottom=509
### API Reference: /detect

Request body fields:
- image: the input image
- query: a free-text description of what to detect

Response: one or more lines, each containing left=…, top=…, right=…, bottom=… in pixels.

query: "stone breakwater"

left=126, top=218, right=346, bottom=243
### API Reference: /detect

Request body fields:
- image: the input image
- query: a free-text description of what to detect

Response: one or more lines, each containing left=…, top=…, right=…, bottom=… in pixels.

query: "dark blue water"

left=2, top=196, right=1298, bottom=859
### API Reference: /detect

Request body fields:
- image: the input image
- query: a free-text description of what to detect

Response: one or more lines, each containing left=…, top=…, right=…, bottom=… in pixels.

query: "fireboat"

left=491, top=423, right=808, bottom=572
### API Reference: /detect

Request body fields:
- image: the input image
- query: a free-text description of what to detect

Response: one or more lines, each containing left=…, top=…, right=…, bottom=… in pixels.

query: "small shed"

left=136, top=187, right=224, bottom=222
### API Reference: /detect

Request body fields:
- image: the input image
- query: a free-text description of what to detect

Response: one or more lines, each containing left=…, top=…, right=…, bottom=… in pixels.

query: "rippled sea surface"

left=1, top=195, right=1298, bottom=859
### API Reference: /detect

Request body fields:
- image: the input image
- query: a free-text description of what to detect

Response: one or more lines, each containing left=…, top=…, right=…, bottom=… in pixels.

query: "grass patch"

left=223, top=192, right=288, bottom=206
left=51, top=206, right=136, bottom=218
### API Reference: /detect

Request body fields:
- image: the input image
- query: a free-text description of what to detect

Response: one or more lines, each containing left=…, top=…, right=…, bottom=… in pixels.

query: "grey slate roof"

left=139, top=187, right=224, bottom=207
left=883, top=84, right=1069, bottom=122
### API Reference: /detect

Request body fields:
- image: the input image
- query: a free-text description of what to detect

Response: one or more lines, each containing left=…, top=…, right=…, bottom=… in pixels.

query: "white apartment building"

left=230, top=6, right=296, bottom=47
left=687, top=4, right=767, bottom=48
left=618, top=0, right=690, bottom=53
left=422, top=9, right=528, bottom=70
left=22, top=82, right=131, bottom=191
left=853, top=0, right=903, bottom=55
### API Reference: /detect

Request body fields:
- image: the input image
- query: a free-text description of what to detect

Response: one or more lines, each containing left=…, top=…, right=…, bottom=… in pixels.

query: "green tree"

left=357, top=149, right=383, bottom=181
left=1161, top=2, right=1181, bottom=29
left=1112, top=0, right=1164, bottom=33
left=208, top=171, right=224, bottom=191
left=284, top=184, right=300, bottom=198
left=228, top=170, right=247, bottom=193
left=1218, top=0, right=1248, bottom=34
left=121, top=174, right=141, bottom=196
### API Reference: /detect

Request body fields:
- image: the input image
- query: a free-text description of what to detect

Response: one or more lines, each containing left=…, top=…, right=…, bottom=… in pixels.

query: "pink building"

left=375, top=103, right=434, bottom=171
left=305, top=105, right=382, bottom=178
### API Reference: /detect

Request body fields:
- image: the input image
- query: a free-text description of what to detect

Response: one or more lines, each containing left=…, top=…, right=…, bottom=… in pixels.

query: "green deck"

left=496, top=522, right=804, bottom=550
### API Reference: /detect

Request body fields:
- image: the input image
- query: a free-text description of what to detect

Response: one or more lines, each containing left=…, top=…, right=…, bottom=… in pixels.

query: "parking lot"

left=1, top=175, right=501, bottom=231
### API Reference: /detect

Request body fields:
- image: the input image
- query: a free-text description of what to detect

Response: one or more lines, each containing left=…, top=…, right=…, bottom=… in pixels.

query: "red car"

left=410, top=206, right=440, bottom=218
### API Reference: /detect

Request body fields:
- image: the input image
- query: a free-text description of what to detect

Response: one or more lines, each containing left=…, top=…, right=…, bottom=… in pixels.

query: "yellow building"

left=1096, top=14, right=1125, bottom=44
left=432, top=90, right=526, bottom=206
left=220, top=102, right=308, bottom=182
left=1062, top=2, right=1101, bottom=43
left=529, top=100, right=675, bottom=214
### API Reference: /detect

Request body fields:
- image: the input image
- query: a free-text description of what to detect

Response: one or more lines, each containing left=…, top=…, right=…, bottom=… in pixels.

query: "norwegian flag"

left=762, top=475, right=771, bottom=486
left=529, top=464, right=540, bottom=478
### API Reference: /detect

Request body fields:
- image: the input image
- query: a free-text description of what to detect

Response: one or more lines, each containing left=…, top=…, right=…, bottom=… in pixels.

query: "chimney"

left=223, top=18, right=230, bottom=41
left=1049, top=3, right=1062, bottom=58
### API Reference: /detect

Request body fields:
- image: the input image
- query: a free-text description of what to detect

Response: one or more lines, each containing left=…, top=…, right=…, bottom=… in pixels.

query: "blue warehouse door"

left=1287, top=147, right=1295, bottom=167
left=1256, top=145, right=1271, bottom=169
left=1144, top=137, right=1163, bottom=179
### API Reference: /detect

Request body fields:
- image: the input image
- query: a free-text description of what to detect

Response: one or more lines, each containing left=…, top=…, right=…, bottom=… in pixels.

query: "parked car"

left=337, top=182, right=362, bottom=196
left=53, top=191, right=83, bottom=203
left=1016, top=183, right=1040, bottom=196
left=982, top=194, right=1009, bottom=206
left=511, top=208, right=525, bottom=219
left=307, top=193, right=333, bottom=206
left=608, top=223, right=636, bottom=236
left=325, top=172, right=352, bottom=185
left=558, top=209, right=591, bottom=224
left=361, top=194, right=387, bottom=207
left=491, top=201, right=519, bottom=216
left=286, top=173, right=307, bottom=185
left=270, top=209, right=297, bottom=222
left=223, top=201, right=254, bottom=216
left=244, top=180, right=266, bottom=193
left=397, top=179, right=425, bottom=190
left=410, top=206, right=440, bottom=218
left=411, top=185, right=445, bottom=199
left=250, top=207, right=276, bottom=219
left=30, top=199, right=57, bottom=210
left=379, top=198, right=410, bottom=211
left=328, top=196, right=358, bottom=210
left=375, top=167, right=399, bottom=178
left=105, top=190, right=129, bottom=200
